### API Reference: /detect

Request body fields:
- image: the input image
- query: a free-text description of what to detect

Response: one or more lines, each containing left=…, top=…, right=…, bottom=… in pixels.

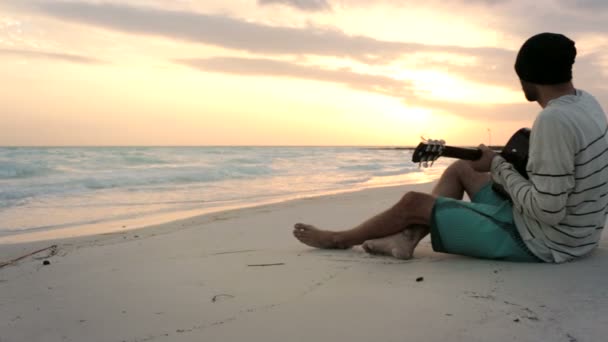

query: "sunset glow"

left=1, top=0, right=607, bottom=146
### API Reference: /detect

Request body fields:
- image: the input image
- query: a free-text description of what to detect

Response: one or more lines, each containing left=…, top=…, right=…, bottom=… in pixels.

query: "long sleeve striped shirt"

left=491, top=89, right=608, bottom=263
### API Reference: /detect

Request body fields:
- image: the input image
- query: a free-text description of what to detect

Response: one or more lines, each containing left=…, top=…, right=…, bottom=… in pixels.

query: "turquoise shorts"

left=430, top=182, right=541, bottom=262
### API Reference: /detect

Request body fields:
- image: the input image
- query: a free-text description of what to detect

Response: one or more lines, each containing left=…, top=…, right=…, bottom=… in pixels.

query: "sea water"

left=0, top=147, right=452, bottom=239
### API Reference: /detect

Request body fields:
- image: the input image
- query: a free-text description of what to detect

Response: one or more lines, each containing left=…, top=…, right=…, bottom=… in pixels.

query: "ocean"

left=0, top=147, right=452, bottom=239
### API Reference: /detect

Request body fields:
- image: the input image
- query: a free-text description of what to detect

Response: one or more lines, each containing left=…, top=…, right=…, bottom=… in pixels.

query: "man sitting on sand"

left=294, top=32, right=608, bottom=263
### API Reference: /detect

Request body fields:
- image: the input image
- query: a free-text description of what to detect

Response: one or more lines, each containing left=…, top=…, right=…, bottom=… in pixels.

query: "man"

left=293, top=32, right=608, bottom=263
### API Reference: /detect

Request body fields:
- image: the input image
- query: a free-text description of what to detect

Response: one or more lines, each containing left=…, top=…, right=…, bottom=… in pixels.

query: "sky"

left=0, top=0, right=607, bottom=146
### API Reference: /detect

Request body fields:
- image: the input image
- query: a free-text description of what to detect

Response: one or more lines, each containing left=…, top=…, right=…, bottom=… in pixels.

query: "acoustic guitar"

left=411, top=128, right=531, bottom=198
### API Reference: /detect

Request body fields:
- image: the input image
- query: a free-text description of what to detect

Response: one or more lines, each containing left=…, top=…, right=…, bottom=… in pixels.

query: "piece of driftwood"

left=247, top=263, right=285, bottom=267
left=211, top=249, right=257, bottom=255
left=0, top=245, right=58, bottom=269
left=212, top=294, right=234, bottom=303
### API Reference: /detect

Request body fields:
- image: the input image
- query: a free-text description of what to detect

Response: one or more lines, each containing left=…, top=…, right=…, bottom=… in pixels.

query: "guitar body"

left=412, top=128, right=531, bottom=200
left=498, top=128, right=530, bottom=179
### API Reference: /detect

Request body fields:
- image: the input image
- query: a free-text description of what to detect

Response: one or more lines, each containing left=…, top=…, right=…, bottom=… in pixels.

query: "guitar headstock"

left=412, top=139, right=445, bottom=167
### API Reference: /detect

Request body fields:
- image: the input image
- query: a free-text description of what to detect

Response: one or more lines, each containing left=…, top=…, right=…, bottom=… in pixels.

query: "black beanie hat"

left=514, top=32, right=577, bottom=85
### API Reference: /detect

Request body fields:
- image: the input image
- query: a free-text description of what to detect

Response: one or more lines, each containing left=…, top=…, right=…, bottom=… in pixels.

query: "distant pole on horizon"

left=487, top=128, right=492, bottom=147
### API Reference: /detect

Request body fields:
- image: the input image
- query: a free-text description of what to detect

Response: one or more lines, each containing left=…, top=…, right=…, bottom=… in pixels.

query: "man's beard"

left=521, top=80, right=538, bottom=102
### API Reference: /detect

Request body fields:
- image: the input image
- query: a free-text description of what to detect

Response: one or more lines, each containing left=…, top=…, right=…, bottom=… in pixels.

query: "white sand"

left=1, top=182, right=607, bottom=342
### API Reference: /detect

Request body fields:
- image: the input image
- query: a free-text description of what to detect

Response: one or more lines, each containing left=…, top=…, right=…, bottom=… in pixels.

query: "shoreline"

left=0, top=176, right=438, bottom=246
left=0, top=182, right=432, bottom=262
left=1, top=180, right=607, bottom=342
left=1, top=145, right=449, bottom=244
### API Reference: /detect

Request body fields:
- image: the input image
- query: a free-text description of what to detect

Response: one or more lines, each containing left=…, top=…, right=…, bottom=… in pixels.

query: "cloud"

left=23, top=1, right=514, bottom=64
left=176, top=56, right=538, bottom=121
left=460, top=1, right=608, bottom=37
left=177, top=55, right=608, bottom=122
left=16, top=1, right=531, bottom=91
left=14, top=1, right=607, bottom=117
left=334, top=0, right=608, bottom=38
left=406, top=97, right=536, bottom=122
left=257, top=0, right=331, bottom=12
left=560, top=0, right=608, bottom=11
left=177, top=56, right=412, bottom=97
left=0, top=48, right=102, bottom=64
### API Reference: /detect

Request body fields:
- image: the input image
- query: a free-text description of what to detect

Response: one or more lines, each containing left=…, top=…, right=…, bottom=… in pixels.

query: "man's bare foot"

left=293, top=223, right=347, bottom=249
left=361, top=230, right=420, bottom=260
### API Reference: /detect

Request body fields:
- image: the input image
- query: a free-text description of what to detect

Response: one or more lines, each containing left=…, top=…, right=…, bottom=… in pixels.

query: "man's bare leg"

left=360, top=160, right=491, bottom=258
left=293, top=160, right=491, bottom=258
left=293, top=191, right=435, bottom=250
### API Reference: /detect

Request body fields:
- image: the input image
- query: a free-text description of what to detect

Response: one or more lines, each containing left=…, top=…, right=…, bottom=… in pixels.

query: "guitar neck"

left=412, top=128, right=529, bottom=167
left=440, top=146, right=483, bottom=161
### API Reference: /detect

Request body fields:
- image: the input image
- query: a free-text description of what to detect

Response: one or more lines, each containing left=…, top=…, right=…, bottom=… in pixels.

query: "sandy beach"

left=1, top=182, right=607, bottom=342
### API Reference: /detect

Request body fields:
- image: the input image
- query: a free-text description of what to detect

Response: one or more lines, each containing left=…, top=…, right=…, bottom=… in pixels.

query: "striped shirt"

left=491, top=89, right=608, bottom=263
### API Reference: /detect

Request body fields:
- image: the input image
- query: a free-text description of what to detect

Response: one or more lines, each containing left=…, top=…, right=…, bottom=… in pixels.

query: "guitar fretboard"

left=440, top=146, right=482, bottom=161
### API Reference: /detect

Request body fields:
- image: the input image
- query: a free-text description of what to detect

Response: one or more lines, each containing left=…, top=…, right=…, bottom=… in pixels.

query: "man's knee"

left=398, top=191, right=435, bottom=223
left=444, top=159, right=472, bottom=177
left=444, top=160, right=489, bottom=184
left=451, top=159, right=492, bottom=190
left=399, top=191, right=435, bottom=209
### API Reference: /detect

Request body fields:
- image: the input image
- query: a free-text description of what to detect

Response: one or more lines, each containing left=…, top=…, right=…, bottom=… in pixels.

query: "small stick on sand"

left=0, top=245, right=58, bottom=269
left=247, top=263, right=285, bottom=267
left=211, top=249, right=257, bottom=255
left=212, top=294, right=235, bottom=303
